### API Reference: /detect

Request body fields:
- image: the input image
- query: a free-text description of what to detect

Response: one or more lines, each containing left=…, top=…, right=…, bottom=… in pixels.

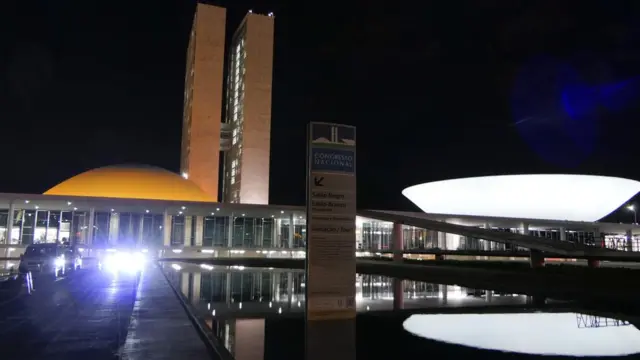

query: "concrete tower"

left=180, top=4, right=227, bottom=202
left=222, top=11, right=275, bottom=205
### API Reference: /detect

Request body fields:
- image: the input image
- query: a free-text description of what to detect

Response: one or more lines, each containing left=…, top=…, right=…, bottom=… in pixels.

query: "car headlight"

left=54, top=256, right=65, bottom=267
left=104, top=251, right=146, bottom=273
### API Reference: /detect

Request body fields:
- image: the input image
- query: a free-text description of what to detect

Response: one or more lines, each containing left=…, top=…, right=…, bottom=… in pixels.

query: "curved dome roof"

left=44, top=165, right=215, bottom=202
left=402, top=174, right=640, bottom=222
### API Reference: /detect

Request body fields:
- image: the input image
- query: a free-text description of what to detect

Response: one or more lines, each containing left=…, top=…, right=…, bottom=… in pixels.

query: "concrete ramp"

left=358, top=210, right=592, bottom=256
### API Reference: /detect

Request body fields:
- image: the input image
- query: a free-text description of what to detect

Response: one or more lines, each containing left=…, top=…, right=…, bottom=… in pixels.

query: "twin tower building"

left=180, top=4, right=274, bottom=205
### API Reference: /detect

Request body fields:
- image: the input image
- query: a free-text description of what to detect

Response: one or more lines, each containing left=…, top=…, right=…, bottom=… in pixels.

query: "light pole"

left=627, top=205, right=637, bottom=224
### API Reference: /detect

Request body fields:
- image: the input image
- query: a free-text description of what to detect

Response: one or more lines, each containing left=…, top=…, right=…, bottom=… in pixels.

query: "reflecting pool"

left=161, top=262, right=640, bottom=359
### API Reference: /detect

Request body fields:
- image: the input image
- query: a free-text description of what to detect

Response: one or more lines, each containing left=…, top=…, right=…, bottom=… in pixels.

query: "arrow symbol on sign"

left=314, top=176, right=325, bottom=187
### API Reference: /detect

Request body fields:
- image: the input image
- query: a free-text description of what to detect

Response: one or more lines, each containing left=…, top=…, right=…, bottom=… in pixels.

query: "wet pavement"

left=0, top=264, right=212, bottom=360
left=0, top=269, right=136, bottom=359
left=118, top=264, right=212, bottom=360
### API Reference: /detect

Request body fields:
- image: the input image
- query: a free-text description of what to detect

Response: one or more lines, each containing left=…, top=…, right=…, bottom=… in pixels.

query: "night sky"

left=2, top=1, right=640, bottom=220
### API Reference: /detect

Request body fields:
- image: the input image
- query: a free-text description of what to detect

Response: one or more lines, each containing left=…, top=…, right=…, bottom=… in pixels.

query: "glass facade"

left=0, top=209, right=75, bottom=245
left=0, top=206, right=308, bottom=249
left=0, top=204, right=635, bottom=252
left=0, top=209, right=163, bottom=247
left=354, top=217, right=618, bottom=252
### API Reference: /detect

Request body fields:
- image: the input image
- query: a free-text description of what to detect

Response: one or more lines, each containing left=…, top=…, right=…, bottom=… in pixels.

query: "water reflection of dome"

left=403, top=312, right=640, bottom=357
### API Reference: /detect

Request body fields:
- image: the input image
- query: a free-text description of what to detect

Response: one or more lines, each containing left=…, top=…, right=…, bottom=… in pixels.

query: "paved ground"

left=0, top=265, right=212, bottom=360
left=0, top=269, right=138, bottom=360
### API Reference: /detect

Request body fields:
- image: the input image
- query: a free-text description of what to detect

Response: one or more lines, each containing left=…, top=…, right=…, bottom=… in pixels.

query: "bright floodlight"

left=403, top=313, right=640, bottom=357
left=103, top=251, right=145, bottom=273
left=54, top=255, right=65, bottom=268
left=402, top=175, right=640, bottom=222
left=628, top=205, right=635, bottom=211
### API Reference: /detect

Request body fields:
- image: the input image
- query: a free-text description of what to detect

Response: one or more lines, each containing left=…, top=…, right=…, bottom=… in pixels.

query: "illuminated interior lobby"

left=0, top=166, right=639, bottom=265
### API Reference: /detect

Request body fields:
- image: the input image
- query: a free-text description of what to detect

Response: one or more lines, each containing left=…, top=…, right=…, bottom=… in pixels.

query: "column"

left=181, top=272, right=189, bottom=298
left=288, top=214, right=294, bottom=248
left=485, top=290, right=492, bottom=303
left=559, top=227, right=566, bottom=241
left=162, top=210, right=172, bottom=246
left=588, top=227, right=601, bottom=268
left=440, top=284, right=448, bottom=305
left=56, top=211, right=62, bottom=242
left=523, top=222, right=543, bottom=268
left=434, top=230, right=445, bottom=260
left=44, top=211, right=50, bottom=243
left=272, top=219, right=278, bottom=248
left=184, top=216, right=193, bottom=246
left=137, top=215, right=144, bottom=246
left=190, top=273, right=201, bottom=306
left=626, top=229, right=633, bottom=252
left=392, top=222, right=403, bottom=262
left=274, top=218, right=282, bottom=248
left=195, top=216, right=204, bottom=247
left=108, top=212, right=119, bottom=245
left=287, top=272, right=293, bottom=308
left=437, top=231, right=446, bottom=250
left=483, top=223, right=491, bottom=251
left=87, top=208, right=95, bottom=245
left=227, top=214, right=234, bottom=248
left=6, top=201, right=14, bottom=244
left=226, top=272, right=232, bottom=304
left=393, top=279, right=404, bottom=310
left=127, top=214, right=134, bottom=241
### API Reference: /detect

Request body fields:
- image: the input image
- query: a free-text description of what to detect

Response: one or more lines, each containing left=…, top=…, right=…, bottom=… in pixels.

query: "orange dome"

left=44, top=165, right=216, bottom=202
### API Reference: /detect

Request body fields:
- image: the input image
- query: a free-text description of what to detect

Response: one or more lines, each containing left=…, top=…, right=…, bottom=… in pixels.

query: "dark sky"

left=2, top=1, right=640, bottom=218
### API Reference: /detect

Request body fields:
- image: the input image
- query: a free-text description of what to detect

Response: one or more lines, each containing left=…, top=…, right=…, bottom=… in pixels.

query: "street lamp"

left=627, top=205, right=637, bottom=224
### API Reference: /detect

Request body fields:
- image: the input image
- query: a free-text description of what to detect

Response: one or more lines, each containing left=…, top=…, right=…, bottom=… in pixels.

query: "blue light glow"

left=511, top=55, right=639, bottom=167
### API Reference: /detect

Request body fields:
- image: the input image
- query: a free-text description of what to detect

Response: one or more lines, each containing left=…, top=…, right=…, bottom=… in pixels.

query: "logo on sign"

left=312, top=123, right=355, bottom=146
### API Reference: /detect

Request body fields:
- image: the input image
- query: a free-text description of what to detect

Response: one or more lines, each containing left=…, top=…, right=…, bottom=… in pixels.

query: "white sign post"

left=306, top=122, right=356, bottom=321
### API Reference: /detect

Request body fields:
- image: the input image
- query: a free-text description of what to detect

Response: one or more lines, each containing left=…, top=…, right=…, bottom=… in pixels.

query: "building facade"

left=222, top=11, right=274, bottom=205
left=1, top=195, right=638, bottom=255
left=180, top=5, right=275, bottom=205
left=180, top=4, right=227, bottom=201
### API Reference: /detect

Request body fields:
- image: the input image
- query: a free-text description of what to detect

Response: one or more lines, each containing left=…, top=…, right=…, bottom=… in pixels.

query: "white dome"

left=402, top=174, right=640, bottom=222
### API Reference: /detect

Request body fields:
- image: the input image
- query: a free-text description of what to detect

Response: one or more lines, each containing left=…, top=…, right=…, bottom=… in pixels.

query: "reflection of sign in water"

left=306, top=122, right=356, bottom=321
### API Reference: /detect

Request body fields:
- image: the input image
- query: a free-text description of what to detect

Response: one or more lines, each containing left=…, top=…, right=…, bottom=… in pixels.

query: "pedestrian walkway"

left=118, top=264, right=213, bottom=360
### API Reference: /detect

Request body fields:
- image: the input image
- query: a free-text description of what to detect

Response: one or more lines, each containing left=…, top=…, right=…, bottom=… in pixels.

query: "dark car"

left=18, top=243, right=79, bottom=278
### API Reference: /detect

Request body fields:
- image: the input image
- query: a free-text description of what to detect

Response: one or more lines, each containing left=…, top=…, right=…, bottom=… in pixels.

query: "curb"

left=158, top=263, right=235, bottom=360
